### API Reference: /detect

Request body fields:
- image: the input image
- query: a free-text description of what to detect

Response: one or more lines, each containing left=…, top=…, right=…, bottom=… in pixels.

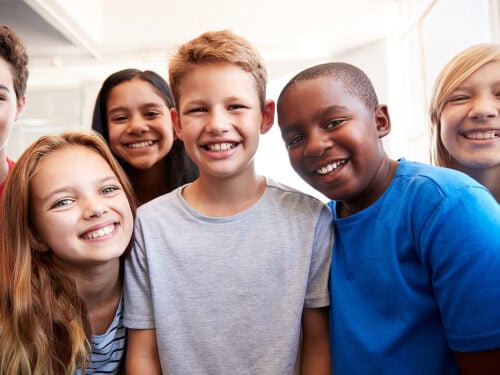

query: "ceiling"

left=0, top=0, right=400, bottom=86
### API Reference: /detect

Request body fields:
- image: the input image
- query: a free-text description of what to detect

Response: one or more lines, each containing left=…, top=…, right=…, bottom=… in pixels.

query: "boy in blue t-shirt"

left=277, top=62, right=500, bottom=373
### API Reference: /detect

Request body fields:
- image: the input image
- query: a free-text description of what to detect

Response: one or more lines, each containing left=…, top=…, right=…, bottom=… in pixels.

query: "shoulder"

left=264, top=177, right=329, bottom=210
left=136, top=185, right=186, bottom=217
left=263, top=177, right=332, bottom=224
left=395, top=159, right=491, bottom=199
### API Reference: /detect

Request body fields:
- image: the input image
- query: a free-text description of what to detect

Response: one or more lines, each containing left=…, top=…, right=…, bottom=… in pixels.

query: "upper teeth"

left=317, top=160, right=346, bottom=175
left=207, top=143, right=235, bottom=151
left=129, top=141, right=154, bottom=148
left=464, top=130, right=499, bottom=140
left=82, top=224, right=115, bottom=239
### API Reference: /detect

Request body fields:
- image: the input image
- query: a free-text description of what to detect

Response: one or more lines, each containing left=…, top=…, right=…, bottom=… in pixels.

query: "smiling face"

left=30, top=145, right=134, bottom=271
left=277, top=77, right=391, bottom=206
left=0, top=57, right=24, bottom=151
left=440, top=60, right=500, bottom=173
left=172, top=63, right=274, bottom=181
left=106, top=77, right=175, bottom=170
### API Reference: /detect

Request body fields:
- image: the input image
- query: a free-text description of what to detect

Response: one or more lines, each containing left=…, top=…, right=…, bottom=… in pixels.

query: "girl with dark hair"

left=92, top=69, right=198, bottom=205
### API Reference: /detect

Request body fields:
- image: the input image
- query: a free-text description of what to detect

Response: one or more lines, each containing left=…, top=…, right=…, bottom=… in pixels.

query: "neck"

left=457, top=165, right=500, bottom=203
left=338, top=156, right=398, bottom=218
left=71, top=260, right=122, bottom=335
left=126, top=160, right=170, bottom=205
left=183, top=168, right=265, bottom=217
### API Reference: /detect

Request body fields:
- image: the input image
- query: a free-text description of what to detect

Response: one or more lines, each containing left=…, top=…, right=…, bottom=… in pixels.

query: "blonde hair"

left=429, top=43, right=500, bottom=166
left=168, top=30, right=267, bottom=109
left=0, top=131, right=136, bottom=375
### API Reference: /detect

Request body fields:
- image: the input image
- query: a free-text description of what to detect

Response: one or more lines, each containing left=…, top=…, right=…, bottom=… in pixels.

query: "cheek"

left=107, top=124, right=123, bottom=153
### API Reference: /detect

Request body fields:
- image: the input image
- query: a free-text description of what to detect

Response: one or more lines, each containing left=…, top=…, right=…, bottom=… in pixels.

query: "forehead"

left=0, top=57, right=15, bottom=89
left=108, top=78, right=163, bottom=103
left=178, top=63, right=258, bottom=100
left=278, top=77, right=365, bottom=123
left=461, top=59, right=500, bottom=84
left=35, top=146, right=108, bottom=179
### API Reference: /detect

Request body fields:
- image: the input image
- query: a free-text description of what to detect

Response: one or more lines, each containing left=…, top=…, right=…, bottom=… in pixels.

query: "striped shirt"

left=76, top=293, right=126, bottom=374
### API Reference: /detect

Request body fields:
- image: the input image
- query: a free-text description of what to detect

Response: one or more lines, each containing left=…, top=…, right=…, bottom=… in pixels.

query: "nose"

left=469, top=94, right=499, bottom=120
left=83, top=198, right=108, bottom=219
left=303, top=131, right=334, bottom=157
left=126, top=114, right=149, bottom=134
left=206, top=107, right=229, bottom=134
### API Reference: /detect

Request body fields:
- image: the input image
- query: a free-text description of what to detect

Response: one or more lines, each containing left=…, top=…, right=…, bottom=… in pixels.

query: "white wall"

left=7, top=0, right=500, bottom=201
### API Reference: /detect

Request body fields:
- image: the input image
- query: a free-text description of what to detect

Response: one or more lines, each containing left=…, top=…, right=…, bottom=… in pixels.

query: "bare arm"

left=300, top=307, right=331, bottom=375
left=454, top=349, right=500, bottom=375
left=126, top=329, right=162, bottom=375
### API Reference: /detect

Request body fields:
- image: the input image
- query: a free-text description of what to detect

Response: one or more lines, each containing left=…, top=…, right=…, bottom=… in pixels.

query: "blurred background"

left=1, top=0, right=499, bottom=198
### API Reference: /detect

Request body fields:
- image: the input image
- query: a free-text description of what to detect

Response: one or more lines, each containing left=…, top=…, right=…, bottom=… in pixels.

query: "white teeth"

left=207, top=143, right=236, bottom=151
left=316, top=160, right=346, bottom=175
left=82, top=224, right=115, bottom=239
left=464, top=130, right=499, bottom=140
left=129, top=141, right=154, bottom=148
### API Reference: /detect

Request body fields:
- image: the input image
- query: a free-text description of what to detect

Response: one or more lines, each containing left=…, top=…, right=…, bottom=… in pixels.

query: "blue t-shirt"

left=328, top=159, right=500, bottom=374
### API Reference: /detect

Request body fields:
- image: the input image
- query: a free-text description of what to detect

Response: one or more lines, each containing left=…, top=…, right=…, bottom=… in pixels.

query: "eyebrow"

left=107, top=103, right=165, bottom=116
left=313, top=105, right=349, bottom=122
left=0, top=84, right=12, bottom=93
left=37, top=175, right=119, bottom=204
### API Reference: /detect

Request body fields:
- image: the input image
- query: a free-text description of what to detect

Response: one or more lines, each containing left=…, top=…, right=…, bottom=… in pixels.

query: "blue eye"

left=102, top=186, right=119, bottom=195
left=52, top=198, right=73, bottom=208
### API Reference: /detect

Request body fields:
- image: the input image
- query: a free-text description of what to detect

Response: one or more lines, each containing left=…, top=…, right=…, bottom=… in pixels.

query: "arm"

left=454, top=349, right=500, bottom=375
left=126, top=328, right=161, bottom=375
left=300, top=307, right=331, bottom=375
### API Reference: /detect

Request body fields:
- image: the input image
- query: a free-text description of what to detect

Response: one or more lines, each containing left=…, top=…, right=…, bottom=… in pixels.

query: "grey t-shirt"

left=124, top=178, right=333, bottom=374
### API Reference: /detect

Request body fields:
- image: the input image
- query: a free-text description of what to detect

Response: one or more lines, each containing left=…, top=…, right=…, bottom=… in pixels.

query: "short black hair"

left=278, top=62, right=378, bottom=110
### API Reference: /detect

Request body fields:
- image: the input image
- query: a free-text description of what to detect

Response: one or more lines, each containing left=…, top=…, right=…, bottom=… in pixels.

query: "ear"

left=14, top=95, right=26, bottom=122
left=374, top=104, right=391, bottom=139
left=170, top=108, right=184, bottom=141
left=260, top=99, right=275, bottom=135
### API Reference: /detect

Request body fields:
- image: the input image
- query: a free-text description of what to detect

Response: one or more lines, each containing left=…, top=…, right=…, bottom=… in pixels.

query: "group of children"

left=0, top=24, right=499, bottom=374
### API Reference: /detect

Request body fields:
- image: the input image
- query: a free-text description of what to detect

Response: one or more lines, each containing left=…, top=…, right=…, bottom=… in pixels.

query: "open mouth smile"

left=204, top=142, right=238, bottom=151
left=127, top=140, right=155, bottom=149
left=81, top=224, right=116, bottom=239
left=316, top=160, right=347, bottom=175
left=463, top=130, right=500, bottom=140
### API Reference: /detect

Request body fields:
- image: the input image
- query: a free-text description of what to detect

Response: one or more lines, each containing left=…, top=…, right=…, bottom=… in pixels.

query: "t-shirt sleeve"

left=304, top=205, right=333, bottom=308
left=123, top=217, right=155, bottom=329
left=419, top=186, right=500, bottom=352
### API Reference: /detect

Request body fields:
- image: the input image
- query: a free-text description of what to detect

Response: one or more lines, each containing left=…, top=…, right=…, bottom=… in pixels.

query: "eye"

left=144, top=110, right=161, bottom=119
left=228, top=104, right=245, bottom=110
left=325, top=118, right=346, bottom=129
left=447, top=95, right=469, bottom=103
left=102, top=185, right=120, bottom=195
left=110, top=114, right=128, bottom=123
left=286, top=134, right=305, bottom=149
left=187, top=107, right=207, bottom=114
left=52, top=198, right=74, bottom=209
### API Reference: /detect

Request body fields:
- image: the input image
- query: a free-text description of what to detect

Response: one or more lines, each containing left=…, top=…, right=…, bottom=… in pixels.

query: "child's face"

left=106, top=77, right=175, bottom=170
left=30, top=145, right=134, bottom=271
left=172, top=63, right=274, bottom=180
left=277, top=77, right=390, bottom=202
left=440, top=60, right=500, bottom=171
left=0, top=57, right=24, bottom=151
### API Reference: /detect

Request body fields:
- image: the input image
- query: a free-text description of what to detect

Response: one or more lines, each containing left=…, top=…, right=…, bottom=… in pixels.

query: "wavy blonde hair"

left=0, top=131, right=136, bottom=375
left=429, top=43, right=500, bottom=167
left=168, top=30, right=268, bottom=109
